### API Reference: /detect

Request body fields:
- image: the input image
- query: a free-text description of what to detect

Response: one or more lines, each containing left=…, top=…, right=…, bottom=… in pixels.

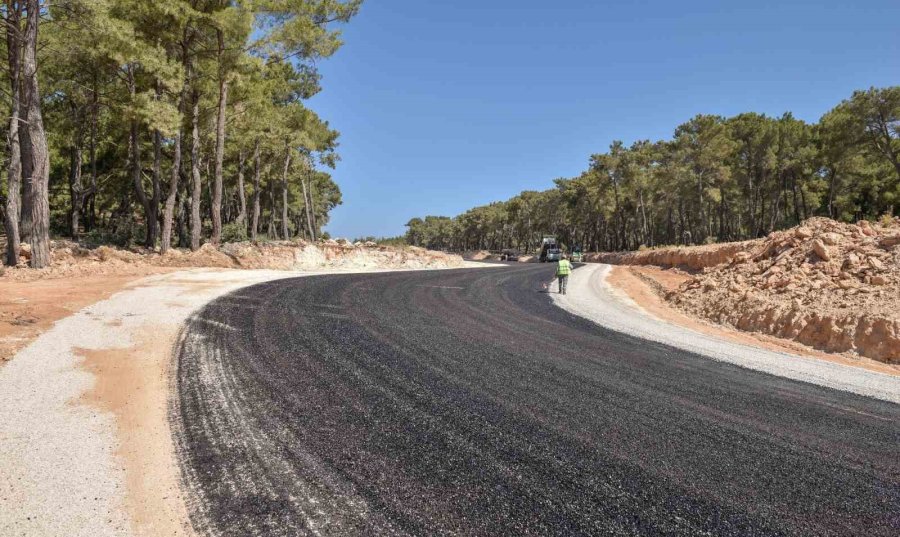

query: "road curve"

left=172, top=264, right=900, bottom=536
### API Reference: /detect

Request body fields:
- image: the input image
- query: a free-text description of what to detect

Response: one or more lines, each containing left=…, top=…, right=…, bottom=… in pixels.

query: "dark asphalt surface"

left=172, top=264, right=900, bottom=536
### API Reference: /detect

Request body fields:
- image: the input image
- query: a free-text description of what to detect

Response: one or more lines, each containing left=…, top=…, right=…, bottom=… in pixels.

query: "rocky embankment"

left=584, top=240, right=760, bottom=270
left=3, top=239, right=464, bottom=281
left=598, top=218, right=900, bottom=364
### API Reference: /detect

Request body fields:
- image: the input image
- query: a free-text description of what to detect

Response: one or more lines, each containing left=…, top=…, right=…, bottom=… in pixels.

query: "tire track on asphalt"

left=172, top=265, right=900, bottom=536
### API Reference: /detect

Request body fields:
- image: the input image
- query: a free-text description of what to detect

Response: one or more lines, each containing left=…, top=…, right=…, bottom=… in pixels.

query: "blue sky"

left=308, top=0, right=900, bottom=239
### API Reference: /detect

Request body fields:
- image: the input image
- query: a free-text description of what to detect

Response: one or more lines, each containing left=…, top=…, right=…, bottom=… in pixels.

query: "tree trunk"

left=160, top=126, right=182, bottom=254
left=162, top=32, right=191, bottom=253
left=302, top=155, right=316, bottom=241
left=87, top=76, right=99, bottom=232
left=69, top=106, right=84, bottom=240
left=301, top=175, right=314, bottom=241
left=176, top=186, right=189, bottom=248
left=126, top=67, right=154, bottom=248
left=22, top=0, right=49, bottom=268
left=211, top=29, right=227, bottom=244
left=309, top=177, right=318, bottom=239
left=190, top=90, right=202, bottom=251
left=236, top=148, right=246, bottom=227
left=251, top=140, right=261, bottom=241
left=129, top=119, right=152, bottom=246
left=638, top=188, right=648, bottom=246
left=4, top=0, right=22, bottom=266
left=267, top=181, right=277, bottom=239
left=280, top=147, right=291, bottom=239
left=149, top=128, right=162, bottom=246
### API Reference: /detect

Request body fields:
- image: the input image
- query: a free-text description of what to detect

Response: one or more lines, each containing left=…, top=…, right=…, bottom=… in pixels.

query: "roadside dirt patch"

left=0, top=271, right=172, bottom=364
left=609, top=265, right=900, bottom=377
left=77, top=327, right=192, bottom=536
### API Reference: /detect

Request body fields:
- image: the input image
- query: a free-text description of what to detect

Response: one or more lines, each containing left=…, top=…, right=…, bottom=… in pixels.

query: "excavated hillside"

left=2, top=239, right=464, bottom=282
left=663, top=218, right=900, bottom=363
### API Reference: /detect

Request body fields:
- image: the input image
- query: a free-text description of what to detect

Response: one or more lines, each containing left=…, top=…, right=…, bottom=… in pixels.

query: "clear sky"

left=307, top=0, right=900, bottom=239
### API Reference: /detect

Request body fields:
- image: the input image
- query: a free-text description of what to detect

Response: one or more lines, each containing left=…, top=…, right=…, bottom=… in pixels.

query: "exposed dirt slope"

left=666, top=218, right=900, bottom=363
left=3, top=239, right=464, bottom=282
left=584, top=240, right=761, bottom=270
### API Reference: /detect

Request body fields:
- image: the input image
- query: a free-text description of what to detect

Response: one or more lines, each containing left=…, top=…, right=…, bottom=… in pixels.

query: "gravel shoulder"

left=553, top=263, right=900, bottom=403
left=0, top=263, right=489, bottom=537
left=607, top=264, right=900, bottom=377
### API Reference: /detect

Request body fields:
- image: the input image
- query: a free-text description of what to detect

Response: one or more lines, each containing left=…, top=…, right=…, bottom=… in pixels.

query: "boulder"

left=811, top=239, right=830, bottom=261
left=879, top=234, right=900, bottom=248
left=868, top=257, right=886, bottom=271
left=858, top=220, right=877, bottom=237
left=821, top=232, right=843, bottom=246
left=794, top=227, right=813, bottom=239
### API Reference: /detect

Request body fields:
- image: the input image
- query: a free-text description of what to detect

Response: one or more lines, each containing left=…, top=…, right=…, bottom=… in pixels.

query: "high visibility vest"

left=556, top=260, right=572, bottom=276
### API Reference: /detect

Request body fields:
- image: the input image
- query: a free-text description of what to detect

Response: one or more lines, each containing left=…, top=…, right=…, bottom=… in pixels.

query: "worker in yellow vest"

left=556, top=254, right=572, bottom=295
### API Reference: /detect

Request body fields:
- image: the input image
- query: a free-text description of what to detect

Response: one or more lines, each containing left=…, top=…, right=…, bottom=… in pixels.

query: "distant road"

left=173, top=264, right=900, bottom=536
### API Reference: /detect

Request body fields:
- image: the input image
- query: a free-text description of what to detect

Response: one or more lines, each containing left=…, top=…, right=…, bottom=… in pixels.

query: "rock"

left=811, top=239, right=831, bottom=261
left=871, top=275, right=889, bottom=286
left=821, top=232, right=843, bottom=246
left=837, top=279, right=859, bottom=289
left=868, top=257, right=886, bottom=271
left=879, top=234, right=900, bottom=248
left=18, top=243, right=31, bottom=259
left=732, top=251, right=751, bottom=264
left=858, top=220, right=877, bottom=237
left=795, top=227, right=813, bottom=239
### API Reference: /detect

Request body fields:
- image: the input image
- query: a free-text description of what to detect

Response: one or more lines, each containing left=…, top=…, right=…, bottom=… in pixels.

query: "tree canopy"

left=405, top=86, right=900, bottom=253
left=1, top=0, right=362, bottom=267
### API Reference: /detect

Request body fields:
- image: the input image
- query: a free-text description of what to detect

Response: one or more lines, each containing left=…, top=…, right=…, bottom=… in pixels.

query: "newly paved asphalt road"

left=172, top=264, right=900, bottom=536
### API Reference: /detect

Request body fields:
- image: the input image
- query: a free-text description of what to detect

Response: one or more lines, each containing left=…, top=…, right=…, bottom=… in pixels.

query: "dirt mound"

left=1, top=240, right=465, bottom=282
left=462, top=250, right=538, bottom=263
left=666, top=217, right=900, bottom=363
left=585, top=240, right=760, bottom=270
left=462, top=250, right=499, bottom=261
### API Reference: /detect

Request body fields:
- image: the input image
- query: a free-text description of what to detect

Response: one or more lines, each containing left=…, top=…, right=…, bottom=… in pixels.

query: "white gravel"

left=552, top=264, right=900, bottom=404
left=0, top=269, right=308, bottom=537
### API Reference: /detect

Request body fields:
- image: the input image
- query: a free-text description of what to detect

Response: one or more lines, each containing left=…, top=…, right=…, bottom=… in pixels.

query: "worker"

left=556, top=254, right=572, bottom=295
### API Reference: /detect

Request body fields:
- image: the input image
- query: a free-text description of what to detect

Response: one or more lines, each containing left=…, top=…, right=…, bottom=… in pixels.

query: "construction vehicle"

left=539, top=236, right=560, bottom=262
left=571, top=246, right=583, bottom=263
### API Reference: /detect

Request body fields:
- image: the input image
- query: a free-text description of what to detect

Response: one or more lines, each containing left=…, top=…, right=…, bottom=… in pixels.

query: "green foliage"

left=221, top=221, right=249, bottom=243
left=0, top=0, right=362, bottom=256
left=80, top=221, right=143, bottom=248
left=406, top=86, right=900, bottom=253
